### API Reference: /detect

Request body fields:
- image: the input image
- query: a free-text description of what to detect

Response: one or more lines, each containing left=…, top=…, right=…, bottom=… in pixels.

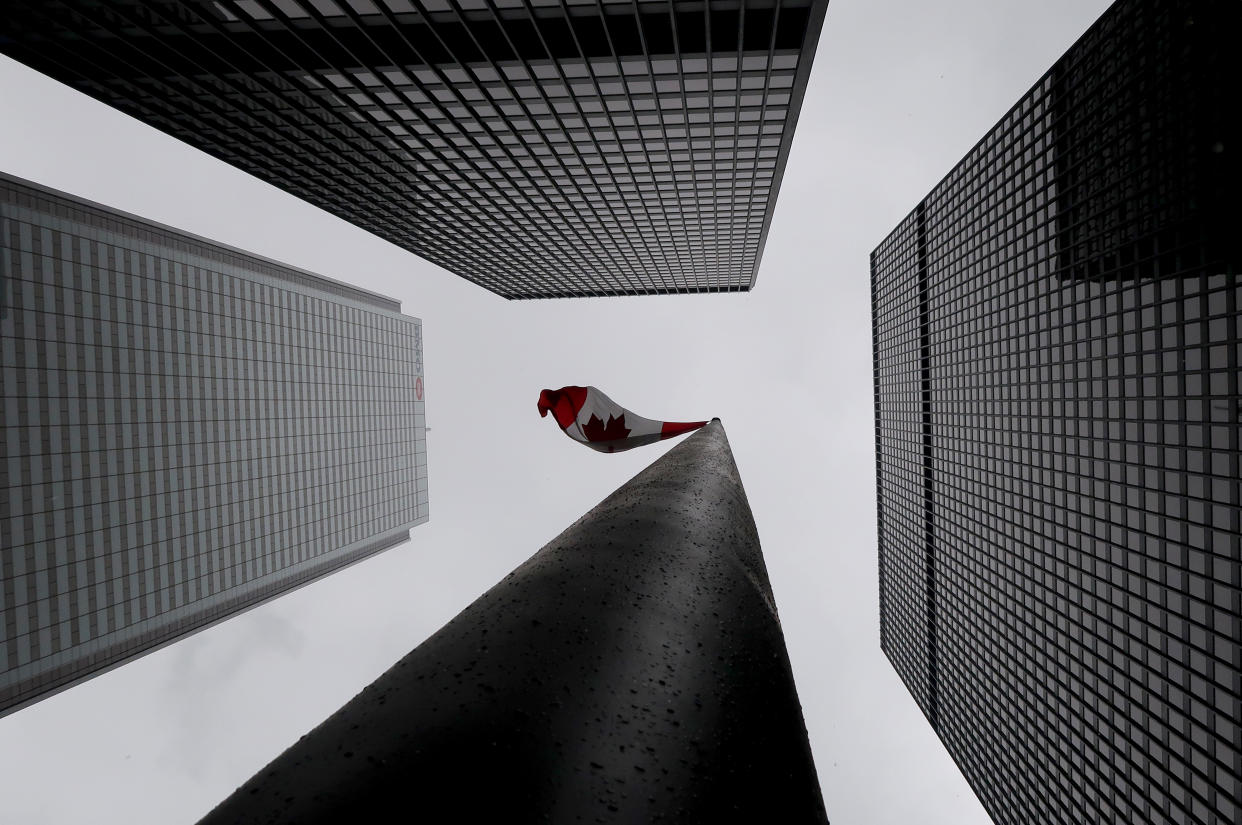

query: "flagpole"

left=197, top=419, right=829, bottom=824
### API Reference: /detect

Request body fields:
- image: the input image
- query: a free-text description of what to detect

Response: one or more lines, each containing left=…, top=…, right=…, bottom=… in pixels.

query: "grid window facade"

left=0, top=173, right=428, bottom=717
left=0, top=0, right=828, bottom=299
left=873, top=2, right=1240, bottom=824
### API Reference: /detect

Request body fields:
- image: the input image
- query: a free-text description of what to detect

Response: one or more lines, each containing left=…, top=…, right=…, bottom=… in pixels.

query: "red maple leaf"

left=582, top=413, right=630, bottom=442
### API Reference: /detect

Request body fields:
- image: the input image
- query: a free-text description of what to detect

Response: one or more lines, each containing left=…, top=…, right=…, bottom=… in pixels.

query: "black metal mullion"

left=22, top=2, right=376, bottom=210
left=525, top=0, right=676, bottom=294
left=181, top=3, right=441, bottom=228
left=0, top=0, right=812, bottom=297
left=620, top=0, right=696, bottom=293
left=255, top=0, right=572, bottom=294
left=562, top=0, right=665, bottom=294
left=173, top=2, right=513, bottom=282
left=665, top=0, right=703, bottom=292
left=449, top=9, right=620, bottom=296
left=669, top=0, right=724, bottom=290
left=553, top=0, right=700, bottom=294
left=124, top=1, right=474, bottom=252
left=739, top=0, right=782, bottom=287
left=916, top=200, right=938, bottom=730
left=726, top=0, right=747, bottom=292
left=7, top=5, right=263, bottom=175
left=388, top=0, right=627, bottom=296
left=144, top=1, right=415, bottom=200
left=703, top=0, right=718, bottom=288
left=469, top=0, right=645, bottom=296
left=310, top=0, right=587, bottom=295
left=691, top=8, right=717, bottom=285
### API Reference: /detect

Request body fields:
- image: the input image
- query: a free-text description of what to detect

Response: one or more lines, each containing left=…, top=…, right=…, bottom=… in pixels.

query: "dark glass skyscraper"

left=0, top=0, right=829, bottom=299
left=1, top=172, right=428, bottom=717
left=872, top=1, right=1239, bottom=823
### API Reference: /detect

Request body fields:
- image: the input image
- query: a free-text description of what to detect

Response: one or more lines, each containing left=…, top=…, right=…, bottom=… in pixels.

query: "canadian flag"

left=537, top=386, right=707, bottom=453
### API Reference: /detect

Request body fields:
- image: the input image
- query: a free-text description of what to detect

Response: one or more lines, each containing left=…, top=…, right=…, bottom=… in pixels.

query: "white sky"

left=0, top=2, right=1113, bottom=822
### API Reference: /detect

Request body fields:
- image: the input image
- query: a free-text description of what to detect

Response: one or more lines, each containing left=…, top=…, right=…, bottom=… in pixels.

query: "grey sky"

left=0, top=1, right=1112, bottom=822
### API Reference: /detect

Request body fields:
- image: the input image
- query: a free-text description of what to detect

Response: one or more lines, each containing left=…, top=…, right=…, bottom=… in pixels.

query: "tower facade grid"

left=873, top=1, right=1240, bottom=823
left=1, top=173, right=428, bottom=717
left=0, top=0, right=829, bottom=298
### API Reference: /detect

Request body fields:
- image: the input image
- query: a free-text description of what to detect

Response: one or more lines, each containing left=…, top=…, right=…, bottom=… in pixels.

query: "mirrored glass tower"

left=0, top=0, right=829, bottom=298
left=1, top=172, right=428, bottom=717
left=872, top=1, right=1240, bottom=823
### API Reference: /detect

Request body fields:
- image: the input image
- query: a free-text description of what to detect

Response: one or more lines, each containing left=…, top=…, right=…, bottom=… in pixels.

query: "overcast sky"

left=0, top=2, right=1113, bottom=822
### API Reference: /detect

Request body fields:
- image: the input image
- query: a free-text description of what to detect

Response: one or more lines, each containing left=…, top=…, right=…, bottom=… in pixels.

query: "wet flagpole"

left=198, top=419, right=828, bottom=824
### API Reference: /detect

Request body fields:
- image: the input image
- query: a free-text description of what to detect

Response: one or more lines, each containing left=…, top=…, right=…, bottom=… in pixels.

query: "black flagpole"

left=198, top=419, right=829, bottom=824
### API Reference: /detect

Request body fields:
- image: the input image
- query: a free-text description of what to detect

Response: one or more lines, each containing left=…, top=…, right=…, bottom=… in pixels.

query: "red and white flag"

left=537, top=386, right=707, bottom=453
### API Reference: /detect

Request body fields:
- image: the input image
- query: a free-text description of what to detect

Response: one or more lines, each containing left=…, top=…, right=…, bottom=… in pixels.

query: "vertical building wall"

left=918, top=70, right=1066, bottom=821
left=0, top=173, right=428, bottom=717
left=873, top=1, right=1240, bottom=823
left=872, top=209, right=934, bottom=720
left=0, top=0, right=830, bottom=299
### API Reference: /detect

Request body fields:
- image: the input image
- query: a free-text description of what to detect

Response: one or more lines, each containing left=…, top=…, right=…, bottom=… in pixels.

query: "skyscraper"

left=0, top=0, right=830, bottom=299
left=872, top=1, right=1239, bottom=823
left=0, top=172, right=428, bottom=717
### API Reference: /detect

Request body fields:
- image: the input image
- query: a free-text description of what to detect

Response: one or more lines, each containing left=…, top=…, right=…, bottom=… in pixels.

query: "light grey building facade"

left=1, top=172, right=428, bottom=717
